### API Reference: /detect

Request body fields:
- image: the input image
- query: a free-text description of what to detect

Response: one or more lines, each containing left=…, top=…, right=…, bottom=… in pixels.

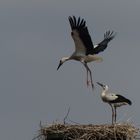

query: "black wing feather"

left=77, top=17, right=81, bottom=27
left=110, top=94, right=132, bottom=105
left=73, top=16, right=77, bottom=27
left=79, top=19, right=84, bottom=26
left=79, top=27, right=94, bottom=55
left=68, top=16, right=94, bottom=55
left=93, top=31, right=116, bottom=54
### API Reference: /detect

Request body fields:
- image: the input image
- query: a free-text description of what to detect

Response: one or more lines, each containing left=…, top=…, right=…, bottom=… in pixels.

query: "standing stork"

left=57, top=16, right=116, bottom=90
left=97, top=82, right=132, bottom=124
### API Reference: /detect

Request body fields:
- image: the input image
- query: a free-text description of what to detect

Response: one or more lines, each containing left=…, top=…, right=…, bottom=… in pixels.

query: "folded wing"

left=110, top=94, right=132, bottom=105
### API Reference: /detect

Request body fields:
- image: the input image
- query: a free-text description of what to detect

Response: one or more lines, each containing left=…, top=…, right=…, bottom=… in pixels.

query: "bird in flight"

left=97, top=82, right=132, bottom=124
left=57, top=16, right=116, bottom=90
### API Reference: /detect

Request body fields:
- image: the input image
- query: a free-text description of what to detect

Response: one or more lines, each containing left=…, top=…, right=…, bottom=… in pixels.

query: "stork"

left=57, top=16, right=116, bottom=90
left=97, top=82, right=132, bottom=124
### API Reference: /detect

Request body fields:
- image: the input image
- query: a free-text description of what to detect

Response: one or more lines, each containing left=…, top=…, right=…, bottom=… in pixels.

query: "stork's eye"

left=71, top=32, right=74, bottom=36
left=60, top=60, right=63, bottom=64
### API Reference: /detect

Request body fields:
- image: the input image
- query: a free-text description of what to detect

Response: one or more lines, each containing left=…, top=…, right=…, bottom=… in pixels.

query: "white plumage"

left=97, top=82, right=132, bottom=124
left=57, top=16, right=116, bottom=90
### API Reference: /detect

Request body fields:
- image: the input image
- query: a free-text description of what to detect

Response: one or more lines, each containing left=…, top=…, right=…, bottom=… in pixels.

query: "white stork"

left=57, top=16, right=116, bottom=90
left=97, top=82, right=132, bottom=124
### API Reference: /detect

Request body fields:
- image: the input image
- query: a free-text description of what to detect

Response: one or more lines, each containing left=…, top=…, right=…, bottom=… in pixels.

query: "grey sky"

left=0, top=0, right=140, bottom=139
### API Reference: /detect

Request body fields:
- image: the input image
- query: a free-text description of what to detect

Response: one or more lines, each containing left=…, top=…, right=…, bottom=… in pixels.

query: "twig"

left=63, top=107, right=70, bottom=124
left=32, top=134, right=42, bottom=140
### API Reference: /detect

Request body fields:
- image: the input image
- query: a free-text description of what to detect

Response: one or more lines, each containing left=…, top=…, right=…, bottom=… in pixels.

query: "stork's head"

left=96, top=82, right=109, bottom=91
left=57, top=57, right=70, bottom=70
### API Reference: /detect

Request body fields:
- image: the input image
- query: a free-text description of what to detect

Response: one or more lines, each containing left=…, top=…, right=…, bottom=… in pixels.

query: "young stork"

left=57, top=16, right=116, bottom=90
left=97, top=82, right=132, bottom=124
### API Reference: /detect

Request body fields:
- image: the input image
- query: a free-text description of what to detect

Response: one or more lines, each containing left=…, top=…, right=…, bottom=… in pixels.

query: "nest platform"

left=34, top=123, right=139, bottom=140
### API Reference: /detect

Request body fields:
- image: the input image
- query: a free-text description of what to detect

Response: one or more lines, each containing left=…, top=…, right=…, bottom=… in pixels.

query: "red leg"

left=84, top=63, right=94, bottom=90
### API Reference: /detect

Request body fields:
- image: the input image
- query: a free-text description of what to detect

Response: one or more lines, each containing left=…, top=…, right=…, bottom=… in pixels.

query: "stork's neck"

left=62, top=56, right=71, bottom=62
left=102, top=88, right=108, bottom=97
left=102, top=90, right=106, bottom=96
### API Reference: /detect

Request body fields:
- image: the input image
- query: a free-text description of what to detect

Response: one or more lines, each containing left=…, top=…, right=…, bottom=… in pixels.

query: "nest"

left=34, top=123, right=139, bottom=140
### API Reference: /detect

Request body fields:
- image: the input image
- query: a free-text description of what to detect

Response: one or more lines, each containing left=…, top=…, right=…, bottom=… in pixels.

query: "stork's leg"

left=88, top=66, right=94, bottom=90
left=86, top=66, right=90, bottom=87
left=114, top=106, right=117, bottom=123
left=109, top=104, right=114, bottom=125
left=81, top=62, right=90, bottom=87
left=83, top=63, right=94, bottom=90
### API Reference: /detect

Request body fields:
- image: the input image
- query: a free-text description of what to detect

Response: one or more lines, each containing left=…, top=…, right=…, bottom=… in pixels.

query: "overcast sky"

left=0, top=0, right=140, bottom=139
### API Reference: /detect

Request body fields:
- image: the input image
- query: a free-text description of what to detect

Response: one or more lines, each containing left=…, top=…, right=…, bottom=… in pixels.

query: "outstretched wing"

left=68, top=16, right=94, bottom=55
left=93, top=31, right=116, bottom=54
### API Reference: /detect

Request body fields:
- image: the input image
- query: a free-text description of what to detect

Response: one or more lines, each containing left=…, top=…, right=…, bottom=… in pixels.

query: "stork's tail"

left=126, top=98, right=132, bottom=105
left=94, top=56, right=103, bottom=63
left=86, top=55, right=103, bottom=63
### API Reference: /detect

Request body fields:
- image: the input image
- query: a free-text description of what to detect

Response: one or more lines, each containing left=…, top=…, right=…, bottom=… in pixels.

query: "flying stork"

left=57, top=16, right=116, bottom=90
left=97, top=82, right=132, bottom=124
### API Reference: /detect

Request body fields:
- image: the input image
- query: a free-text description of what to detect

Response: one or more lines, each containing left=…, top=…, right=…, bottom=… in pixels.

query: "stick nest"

left=35, top=123, right=139, bottom=140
